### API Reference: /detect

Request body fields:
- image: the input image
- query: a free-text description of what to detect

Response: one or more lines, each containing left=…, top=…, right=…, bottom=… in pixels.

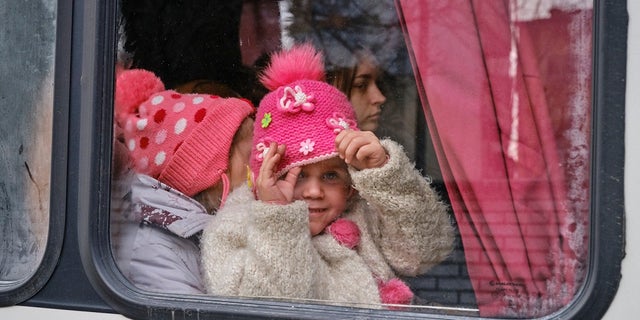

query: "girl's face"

left=293, top=157, right=354, bottom=236
left=349, top=58, right=387, bottom=132
left=228, top=118, right=255, bottom=189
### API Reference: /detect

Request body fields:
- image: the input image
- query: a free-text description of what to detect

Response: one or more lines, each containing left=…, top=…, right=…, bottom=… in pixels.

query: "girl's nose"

left=302, top=179, right=323, bottom=199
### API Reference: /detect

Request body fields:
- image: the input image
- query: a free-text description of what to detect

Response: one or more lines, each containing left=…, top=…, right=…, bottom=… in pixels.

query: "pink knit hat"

left=115, top=69, right=255, bottom=198
left=250, top=44, right=358, bottom=180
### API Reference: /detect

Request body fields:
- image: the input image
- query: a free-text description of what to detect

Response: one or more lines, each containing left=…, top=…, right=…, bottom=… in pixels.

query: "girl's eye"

left=322, top=171, right=340, bottom=181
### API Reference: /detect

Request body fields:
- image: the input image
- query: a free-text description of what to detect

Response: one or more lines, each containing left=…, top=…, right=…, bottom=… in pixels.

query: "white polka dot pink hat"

left=115, top=69, right=254, bottom=197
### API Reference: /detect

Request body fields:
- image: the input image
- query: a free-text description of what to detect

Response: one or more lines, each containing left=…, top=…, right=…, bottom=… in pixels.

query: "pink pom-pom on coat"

left=326, top=218, right=360, bottom=249
left=377, top=278, right=414, bottom=309
left=259, top=43, right=325, bottom=90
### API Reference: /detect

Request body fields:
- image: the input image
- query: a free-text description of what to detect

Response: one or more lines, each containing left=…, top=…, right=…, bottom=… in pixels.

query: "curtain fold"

left=396, top=0, right=590, bottom=316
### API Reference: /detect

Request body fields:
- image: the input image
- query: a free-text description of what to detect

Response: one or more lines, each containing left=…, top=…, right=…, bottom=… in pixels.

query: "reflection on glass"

left=0, top=1, right=56, bottom=288
left=111, top=0, right=593, bottom=318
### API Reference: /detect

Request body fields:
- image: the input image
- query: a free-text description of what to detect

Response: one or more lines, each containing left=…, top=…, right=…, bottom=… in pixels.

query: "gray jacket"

left=112, top=174, right=213, bottom=294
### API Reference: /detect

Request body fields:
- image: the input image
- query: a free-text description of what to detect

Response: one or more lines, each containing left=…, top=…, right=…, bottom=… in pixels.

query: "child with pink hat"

left=200, top=44, right=454, bottom=309
left=112, top=68, right=255, bottom=294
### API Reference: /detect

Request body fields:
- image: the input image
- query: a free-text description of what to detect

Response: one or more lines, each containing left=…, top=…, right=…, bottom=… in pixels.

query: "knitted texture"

left=250, top=44, right=358, bottom=179
left=115, top=69, right=255, bottom=197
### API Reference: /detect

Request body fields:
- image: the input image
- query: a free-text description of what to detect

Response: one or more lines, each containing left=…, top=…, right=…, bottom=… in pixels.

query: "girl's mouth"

left=308, top=208, right=327, bottom=214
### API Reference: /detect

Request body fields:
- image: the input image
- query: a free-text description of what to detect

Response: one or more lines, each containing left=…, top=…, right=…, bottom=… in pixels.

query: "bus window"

left=0, top=0, right=58, bottom=305
left=96, top=1, right=622, bottom=319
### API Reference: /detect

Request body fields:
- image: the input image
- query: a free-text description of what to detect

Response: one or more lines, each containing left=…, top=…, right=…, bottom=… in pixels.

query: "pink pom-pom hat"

left=115, top=69, right=255, bottom=198
left=250, top=44, right=358, bottom=180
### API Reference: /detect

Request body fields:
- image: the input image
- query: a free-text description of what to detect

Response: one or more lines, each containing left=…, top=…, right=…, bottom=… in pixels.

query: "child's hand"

left=335, top=130, right=388, bottom=170
left=255, top=142, right=301, bottom=204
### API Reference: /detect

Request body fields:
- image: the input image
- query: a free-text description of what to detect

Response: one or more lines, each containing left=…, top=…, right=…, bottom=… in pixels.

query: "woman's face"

left=349, top=58, right=386, bottom=132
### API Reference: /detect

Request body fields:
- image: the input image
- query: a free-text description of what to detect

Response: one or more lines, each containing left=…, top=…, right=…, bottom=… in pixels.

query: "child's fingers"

left=283, top=166, right=301, bottom=185
left=258, top=142, right=280, bottom=181
left=339, top=133, right=371, bottom=163
left=256, top=142, right=291, bottom=203
left=355, top=144, right=386, bottom=167
left=335, top=130, right=358, bottom=159
left=336, top=131, right=387, bottom=169
left=259, top=143, right=277, bottom=170
left=342, top=139, right=365, bottom=164
left=355, top=143, right=375, bottom=162
left=335, top=129, right=349, bottom=144
left=335, top=129, right=356, bottom=151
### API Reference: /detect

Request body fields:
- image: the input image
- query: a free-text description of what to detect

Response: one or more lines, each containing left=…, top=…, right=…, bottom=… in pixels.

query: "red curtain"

left=396, top=0, right=591, bottom=317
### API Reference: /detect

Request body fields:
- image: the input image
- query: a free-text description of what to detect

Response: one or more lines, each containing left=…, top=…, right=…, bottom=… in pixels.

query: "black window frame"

left=10, top=0, right=625, bottom=319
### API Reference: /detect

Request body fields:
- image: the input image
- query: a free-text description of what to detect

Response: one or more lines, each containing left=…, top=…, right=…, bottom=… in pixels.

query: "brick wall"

left=405, top=182, right=477, bottom=309
left=407, top=226, right=477, bottom=308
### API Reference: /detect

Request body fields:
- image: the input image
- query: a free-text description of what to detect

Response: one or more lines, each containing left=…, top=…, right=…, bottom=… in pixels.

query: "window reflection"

left=0, top=1, right=55, bottom=287
left=111, top=0, right=593, bottom=317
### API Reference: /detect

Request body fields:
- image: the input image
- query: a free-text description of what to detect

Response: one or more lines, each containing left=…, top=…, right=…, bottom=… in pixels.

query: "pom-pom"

left=260, top=43, right=325, bottom=90
left=326, top=218, right=360, bottom=249
left=115, top=69, right=165, bottom=118
left=377, top=278, right=414, bottom=309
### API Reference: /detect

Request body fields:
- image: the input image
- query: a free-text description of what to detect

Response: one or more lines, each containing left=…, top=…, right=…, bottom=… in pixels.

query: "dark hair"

left=326, top=66, right=357, bottom=97
left=119, top=0, right=262, bottom=103
left=326, top=47, right=377, bottom=97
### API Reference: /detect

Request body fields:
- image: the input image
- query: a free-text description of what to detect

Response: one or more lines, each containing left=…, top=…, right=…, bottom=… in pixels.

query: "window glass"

left=0, top=1, right=55, bottom=289
left=111, top=0, right=593, bottom=317
left=393, top=1, right=593, bottom=317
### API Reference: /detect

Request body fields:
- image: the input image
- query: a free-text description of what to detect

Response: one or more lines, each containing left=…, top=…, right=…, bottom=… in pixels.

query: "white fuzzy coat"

left=200, top=140, right=454, bottom=308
